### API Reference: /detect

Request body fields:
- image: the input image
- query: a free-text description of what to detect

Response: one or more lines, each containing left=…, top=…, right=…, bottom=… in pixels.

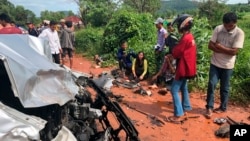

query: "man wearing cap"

left=154, top=17, right=168, bottom=71
left=26, top=21, right=39, bottom=37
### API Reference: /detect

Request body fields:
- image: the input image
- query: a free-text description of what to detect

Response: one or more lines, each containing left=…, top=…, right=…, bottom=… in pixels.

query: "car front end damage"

left=0, top=35, right=139, bottom=141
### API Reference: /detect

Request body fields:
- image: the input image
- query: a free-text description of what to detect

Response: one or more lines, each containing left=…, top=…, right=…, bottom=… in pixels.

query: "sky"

left=8, top=0, right=249, bottom=17
left=8, top=0, right=79, bottom=17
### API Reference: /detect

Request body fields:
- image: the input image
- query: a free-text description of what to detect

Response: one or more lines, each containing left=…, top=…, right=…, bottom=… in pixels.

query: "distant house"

left=64, top=16, right=82, bottom=25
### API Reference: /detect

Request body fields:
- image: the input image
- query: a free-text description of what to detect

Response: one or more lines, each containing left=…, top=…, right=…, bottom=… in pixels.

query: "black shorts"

left=62, top=48, right=73, bottom=58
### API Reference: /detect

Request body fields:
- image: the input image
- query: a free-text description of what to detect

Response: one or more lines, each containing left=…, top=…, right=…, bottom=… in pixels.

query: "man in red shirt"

left=0, top=13, right=22, bottom=34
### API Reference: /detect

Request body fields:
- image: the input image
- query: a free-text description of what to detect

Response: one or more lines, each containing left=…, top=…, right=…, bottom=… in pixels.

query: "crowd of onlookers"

left=0, top=12, right=245, bottom=123
left=110, top=12, right=245, bottom=122
left=0, top=13, right=75, bottom=69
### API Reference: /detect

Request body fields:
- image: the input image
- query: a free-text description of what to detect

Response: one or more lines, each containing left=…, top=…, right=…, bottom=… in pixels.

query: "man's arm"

left=209, top=41, right=239, bottom=55
left=208, top=41, right=222, bottom=53
left=159, top=31, right=168, bottom=51
left=214, top=42, right=239, bottom=55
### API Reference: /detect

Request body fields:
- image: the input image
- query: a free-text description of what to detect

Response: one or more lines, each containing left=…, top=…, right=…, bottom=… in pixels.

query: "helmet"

left=172, top=14, right=193, bottom=31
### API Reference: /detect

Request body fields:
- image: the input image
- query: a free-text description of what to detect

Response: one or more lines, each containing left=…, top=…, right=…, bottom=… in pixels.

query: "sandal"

left=166, top=116, right=187, bottom=124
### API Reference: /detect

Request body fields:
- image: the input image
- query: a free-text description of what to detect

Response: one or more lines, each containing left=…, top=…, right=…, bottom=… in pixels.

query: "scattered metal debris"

left=122, top=102, right=165, bottom=126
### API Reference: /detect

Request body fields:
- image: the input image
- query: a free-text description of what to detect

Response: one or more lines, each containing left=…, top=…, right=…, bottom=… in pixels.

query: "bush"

left=75, top=27, right=103, bottom=56
left=102, top=10, right=157, bottom=73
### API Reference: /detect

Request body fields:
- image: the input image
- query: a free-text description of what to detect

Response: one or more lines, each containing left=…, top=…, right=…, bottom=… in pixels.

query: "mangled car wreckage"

left=0, top=35, right=139, bottom=141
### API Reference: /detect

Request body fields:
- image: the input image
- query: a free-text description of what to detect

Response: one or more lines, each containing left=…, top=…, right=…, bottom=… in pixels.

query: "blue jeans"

left=171, top=79, right=192, bottom=116
left=206, top=64, right=233, bottom=111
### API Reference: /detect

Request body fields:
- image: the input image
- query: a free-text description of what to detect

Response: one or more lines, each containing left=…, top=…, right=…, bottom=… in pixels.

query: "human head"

left=26, top=21, right=34, bottom=29
left=0, top=13, right=11, bottom=26
left=137, top=51, right=145, bottom=61
left=167, top=22, right=175, bottom=33
left=172, top=14, right=193, bottom=33
left=49, top=20, right=57, bottom=32
left=43, top=20, right=50, bottom=26
left=65, top=20, right=73, bottom=28
left=222, top=12, right=237, bottom=32
left=154, top=17, right=164, bottom=29
left=120, top=40, right=127, bottom=50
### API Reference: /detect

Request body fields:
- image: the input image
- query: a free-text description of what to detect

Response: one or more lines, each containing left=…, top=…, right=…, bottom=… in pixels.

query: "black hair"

left=223, top=12, right=237, bottom=24
left=49, top=20, right=57, bottom=26
left=120, top=40, right=127, bottom=46
left=0, top=13, right=11, bottom=23
left=65, top=20, right=73, bottom=28
left=135, top=51, right=145, bottom=67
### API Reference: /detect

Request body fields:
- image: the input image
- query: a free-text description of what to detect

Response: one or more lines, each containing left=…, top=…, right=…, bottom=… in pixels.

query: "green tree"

left=123, top=0, right=160, bottom=14
left=74, top=0, right=117, bottom=27
left=198, top=0, right=229, bottom=27
left=40, top=10, right=65, bottom=22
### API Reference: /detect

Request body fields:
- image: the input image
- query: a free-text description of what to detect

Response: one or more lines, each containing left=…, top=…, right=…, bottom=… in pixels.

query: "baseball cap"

left=154, top=17, right=164, bottom=24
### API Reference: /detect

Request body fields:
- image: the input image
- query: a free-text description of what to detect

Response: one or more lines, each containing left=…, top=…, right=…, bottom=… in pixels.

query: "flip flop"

left=165, top=116, right=187, bottom=124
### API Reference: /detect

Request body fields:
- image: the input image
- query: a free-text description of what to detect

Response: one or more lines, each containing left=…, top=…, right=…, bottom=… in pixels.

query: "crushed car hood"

left=0, top=35, right=78, bottom=108
left=0, top=102, right=46, bottom=140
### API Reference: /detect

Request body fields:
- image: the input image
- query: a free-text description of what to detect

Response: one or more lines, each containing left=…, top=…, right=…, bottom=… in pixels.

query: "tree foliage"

left=74, top=0, right=117, bottom=27
left=122, top=0, right=160, bottom=14
left=198, top=0, right=229, bottom=27
left=40, top=11, right=66, bottom=22
left=0, top=0, right=36, bottom=26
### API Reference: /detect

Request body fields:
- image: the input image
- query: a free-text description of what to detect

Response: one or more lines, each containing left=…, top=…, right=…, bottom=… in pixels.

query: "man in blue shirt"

left=117, top=41, right=136, bottom=77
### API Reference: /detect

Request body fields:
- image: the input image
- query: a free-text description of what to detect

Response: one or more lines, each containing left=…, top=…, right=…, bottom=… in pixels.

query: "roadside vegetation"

left=74, top=0, right=250, bottom=105
left=1, top=0, right=249, bottom=104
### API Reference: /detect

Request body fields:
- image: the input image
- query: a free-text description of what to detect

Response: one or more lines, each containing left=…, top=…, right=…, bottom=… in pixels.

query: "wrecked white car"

left=0, top=35, right=139, bottom=141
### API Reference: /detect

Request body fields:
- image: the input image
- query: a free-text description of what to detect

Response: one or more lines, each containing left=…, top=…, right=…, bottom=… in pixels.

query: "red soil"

left=66, top=54, right=250, bottom=141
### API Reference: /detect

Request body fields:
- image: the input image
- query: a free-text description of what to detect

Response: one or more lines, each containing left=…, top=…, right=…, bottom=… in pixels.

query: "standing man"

left=205, top=12, right=245, bottom=118
left=154, top=17, right=168, bottom=71
left=26, top=21, right=39, bottom=37
left=39, top=20, right=62, bottom=64
left=60, top=20, right=75, bottom=69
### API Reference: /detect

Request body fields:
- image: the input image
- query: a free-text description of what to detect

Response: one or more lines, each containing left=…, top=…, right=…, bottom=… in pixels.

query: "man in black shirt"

left=26, top=21, right=39, bottom=37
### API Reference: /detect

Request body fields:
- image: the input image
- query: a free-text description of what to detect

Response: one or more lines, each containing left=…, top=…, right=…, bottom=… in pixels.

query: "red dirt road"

left=67, top=54, right=250, bottom=141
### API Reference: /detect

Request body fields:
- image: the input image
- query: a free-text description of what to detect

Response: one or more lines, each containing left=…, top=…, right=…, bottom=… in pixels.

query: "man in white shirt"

left=39, top=21, right=62, bottom=64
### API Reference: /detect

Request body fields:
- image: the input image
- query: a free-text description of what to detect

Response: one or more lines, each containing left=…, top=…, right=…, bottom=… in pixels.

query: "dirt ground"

left=66, top=54, right=250, bottom=141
